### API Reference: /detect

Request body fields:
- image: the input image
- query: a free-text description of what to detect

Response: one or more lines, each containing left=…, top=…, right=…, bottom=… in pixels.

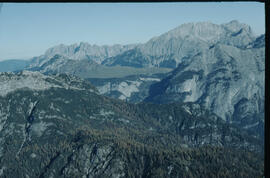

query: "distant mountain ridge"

left=24, top=20, right=259, bottom=70
left=0, top=59, right=30, bottom=72
left=28, top=43, right=138, bottom=69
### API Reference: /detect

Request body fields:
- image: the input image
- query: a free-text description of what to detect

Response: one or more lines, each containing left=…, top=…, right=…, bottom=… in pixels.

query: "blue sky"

left=0, top=2, right=265, bottom=61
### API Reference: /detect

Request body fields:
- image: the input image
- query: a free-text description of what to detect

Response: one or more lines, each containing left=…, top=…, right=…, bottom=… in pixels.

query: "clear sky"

left=0, top=2, right=265, bottom=61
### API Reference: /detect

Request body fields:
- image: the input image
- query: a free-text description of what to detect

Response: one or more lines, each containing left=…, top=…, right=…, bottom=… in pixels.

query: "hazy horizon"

left=0, top=2, right=265, bottom=61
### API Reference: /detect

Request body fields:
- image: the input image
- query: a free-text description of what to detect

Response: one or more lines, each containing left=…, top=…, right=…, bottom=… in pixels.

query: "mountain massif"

left=145, top=41, right=265, bottom=139
left=0, top=20, right=265, bottom=177
left=102, top=20, right=257, bottom=68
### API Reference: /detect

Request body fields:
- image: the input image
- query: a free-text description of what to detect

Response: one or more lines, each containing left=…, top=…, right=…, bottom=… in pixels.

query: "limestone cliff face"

left=145, top=38, right=265, bottom=139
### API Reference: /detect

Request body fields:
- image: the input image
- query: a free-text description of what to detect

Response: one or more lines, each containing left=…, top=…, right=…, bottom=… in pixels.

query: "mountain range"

left=0, top=20, right=265, bottom=177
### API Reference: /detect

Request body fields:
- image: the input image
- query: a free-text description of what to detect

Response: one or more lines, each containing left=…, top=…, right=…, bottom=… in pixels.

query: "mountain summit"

left=103, top=20, right=256, bottom=68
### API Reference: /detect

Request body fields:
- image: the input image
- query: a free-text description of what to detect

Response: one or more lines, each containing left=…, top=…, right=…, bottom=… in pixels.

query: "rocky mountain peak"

left=148, top=20, right=255, bottom=45
left=145, top=21, right=222, bottom=45
left=222, top=20, right=253, bottom=34
left=166, top=21, right=223, bottom=42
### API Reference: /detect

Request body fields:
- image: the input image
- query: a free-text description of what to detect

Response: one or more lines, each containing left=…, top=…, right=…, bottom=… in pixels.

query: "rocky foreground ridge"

left=0, top=71, right=264, bottom=177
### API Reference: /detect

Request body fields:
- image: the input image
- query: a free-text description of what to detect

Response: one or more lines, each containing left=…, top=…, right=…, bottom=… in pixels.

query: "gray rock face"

left=103, top=20, right=257, bottom=68
left=45, top=43, right=137, bottom=63
left=0, top=70, right=98, bottom=97
left=88, top=73, right=167, bottom=103
left=145, top=40, right=265, bottom=138
left=246, top=34, right=265, bottom=48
